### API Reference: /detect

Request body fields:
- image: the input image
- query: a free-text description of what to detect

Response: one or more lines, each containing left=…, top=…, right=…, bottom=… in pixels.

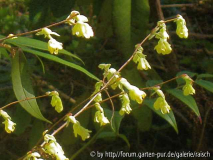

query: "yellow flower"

left=133, top=46, right=151, bottom=70
left=137, top=57, right=151, bottom=70
left=119, top=93, right=132, bottom=115
left=129, top=86, right=146, bottom=104
left=183, top=83, right=195, bottom=96
left=0, top=110, right=11, bottom=119
left=94, top=111, right=109, bottom=126
left=154, top=39, right=172, bottom=55
left=44, top=134, right=68, bottom=160
left=36, top=28, right=60, bottom=39
left=48, top=38, right=63, bottom=55
left=24, top=152, right=43, bottom=160
left=72, top=22, right=94, bottom=39
left=73, top=121, right=92, bottom=141
left=154, top=97, right=171, bottom=114
left=50, top=91, right=63, bottom=113
left=65, top=116, right=92, bottom=141
left=3, top=119, right=16, bottom=133
left=175, top=15, right=188, bottom=38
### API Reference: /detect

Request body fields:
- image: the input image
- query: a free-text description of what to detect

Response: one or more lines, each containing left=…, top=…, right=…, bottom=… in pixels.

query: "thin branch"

left=0, top=94, right=48, bottom=110
left=161, top=4, right=194, bottom=8
left=104, top=90, right=115, bottom=131
left=0, top=13, right=78, bottom=42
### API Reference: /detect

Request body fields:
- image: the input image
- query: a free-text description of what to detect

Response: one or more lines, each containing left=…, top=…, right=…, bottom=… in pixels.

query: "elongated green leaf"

left=167, top=89, right=200, bottom=117
left=0, top=35, right=83, bottom=63
left=195, top=79, right=213, bottom=93
left=144, top=99, right=178, bottom=133
left=12, top=51, right=51, bottom=123
left=20, top=47, right=99, bottom=81
left=197, top=73, right=213, bottom=79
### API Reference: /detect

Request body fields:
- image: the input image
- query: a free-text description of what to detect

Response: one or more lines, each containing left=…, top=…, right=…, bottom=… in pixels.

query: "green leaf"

left=197, top=74, right=213, bottom=79
left=195, top=79, right=213, bottom=93
left=167, top=89, right=200, bottom=117
left=11, top=51, right=51, bottom=123
left=13, top=106, right=31, bottom=135
left=0, top=35, right=83, bottom=63
left=20, top=47, right=99, bottom=81
left=132, top=105, right=152, bottom=132
left=0, top=47, right=11, bottom=61
left=144, top=99, right=178, bottom=133
left=104, top=108, right=124, bottom=134
left=117, top=134, right=130, bottom=148
left=29, top=119, right=45, bottom=148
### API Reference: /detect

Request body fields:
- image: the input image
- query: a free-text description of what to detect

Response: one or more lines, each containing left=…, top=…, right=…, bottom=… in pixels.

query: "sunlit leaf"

left=167, top=89, right=200, bottom=117
left=195, top=79, right=213, bottom=93
left=20, top=47, right=99, bottom=81
left=12, top=51, right=51, bottom=123
left=144, top=99, right=178, bottom=133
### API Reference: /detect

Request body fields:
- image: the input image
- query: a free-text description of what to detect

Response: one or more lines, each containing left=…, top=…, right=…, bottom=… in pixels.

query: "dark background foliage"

left=0, top=0, right=212, bottom=159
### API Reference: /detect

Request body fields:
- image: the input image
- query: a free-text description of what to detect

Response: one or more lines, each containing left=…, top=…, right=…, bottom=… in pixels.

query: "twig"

left=0, top=94, right=48, bottom=110
left=161, top=4, right=194, bottom=8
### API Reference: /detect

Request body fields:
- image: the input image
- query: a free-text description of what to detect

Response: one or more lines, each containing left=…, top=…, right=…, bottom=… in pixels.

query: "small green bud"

left=48, top=38, right=63, bottom=55
left=98, top=63, right=111, bottom=71
left=154, top=97, right=171, bottom=114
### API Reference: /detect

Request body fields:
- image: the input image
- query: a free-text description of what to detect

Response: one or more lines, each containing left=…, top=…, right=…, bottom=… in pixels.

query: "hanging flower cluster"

left=119, top=93, right=131, bottom=116
left=154, top=21, right=172, bottom=55
left=43, top=134, right=68, bottom=160
left=46, top=91, right=63, bottom=113
left=66, top=11, right=94, bottom=39
left=153, top=87, right=171, bottom=114
left=133, top=45, right=151, bottom=70
left=181, top=74, right=195, bottom=96
left=94, top=103, right=109, bottom=126
left=0, top=110, right=16, bottom=133
left=36, top=28, right=63, bottom=55
left=65, top=116, right=92, bottom=141
left=175, top=15, right=188, bottom=38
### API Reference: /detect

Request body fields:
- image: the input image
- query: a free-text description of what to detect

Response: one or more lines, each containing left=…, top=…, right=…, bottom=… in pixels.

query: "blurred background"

left=0, top=0, right=212, bottom=159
